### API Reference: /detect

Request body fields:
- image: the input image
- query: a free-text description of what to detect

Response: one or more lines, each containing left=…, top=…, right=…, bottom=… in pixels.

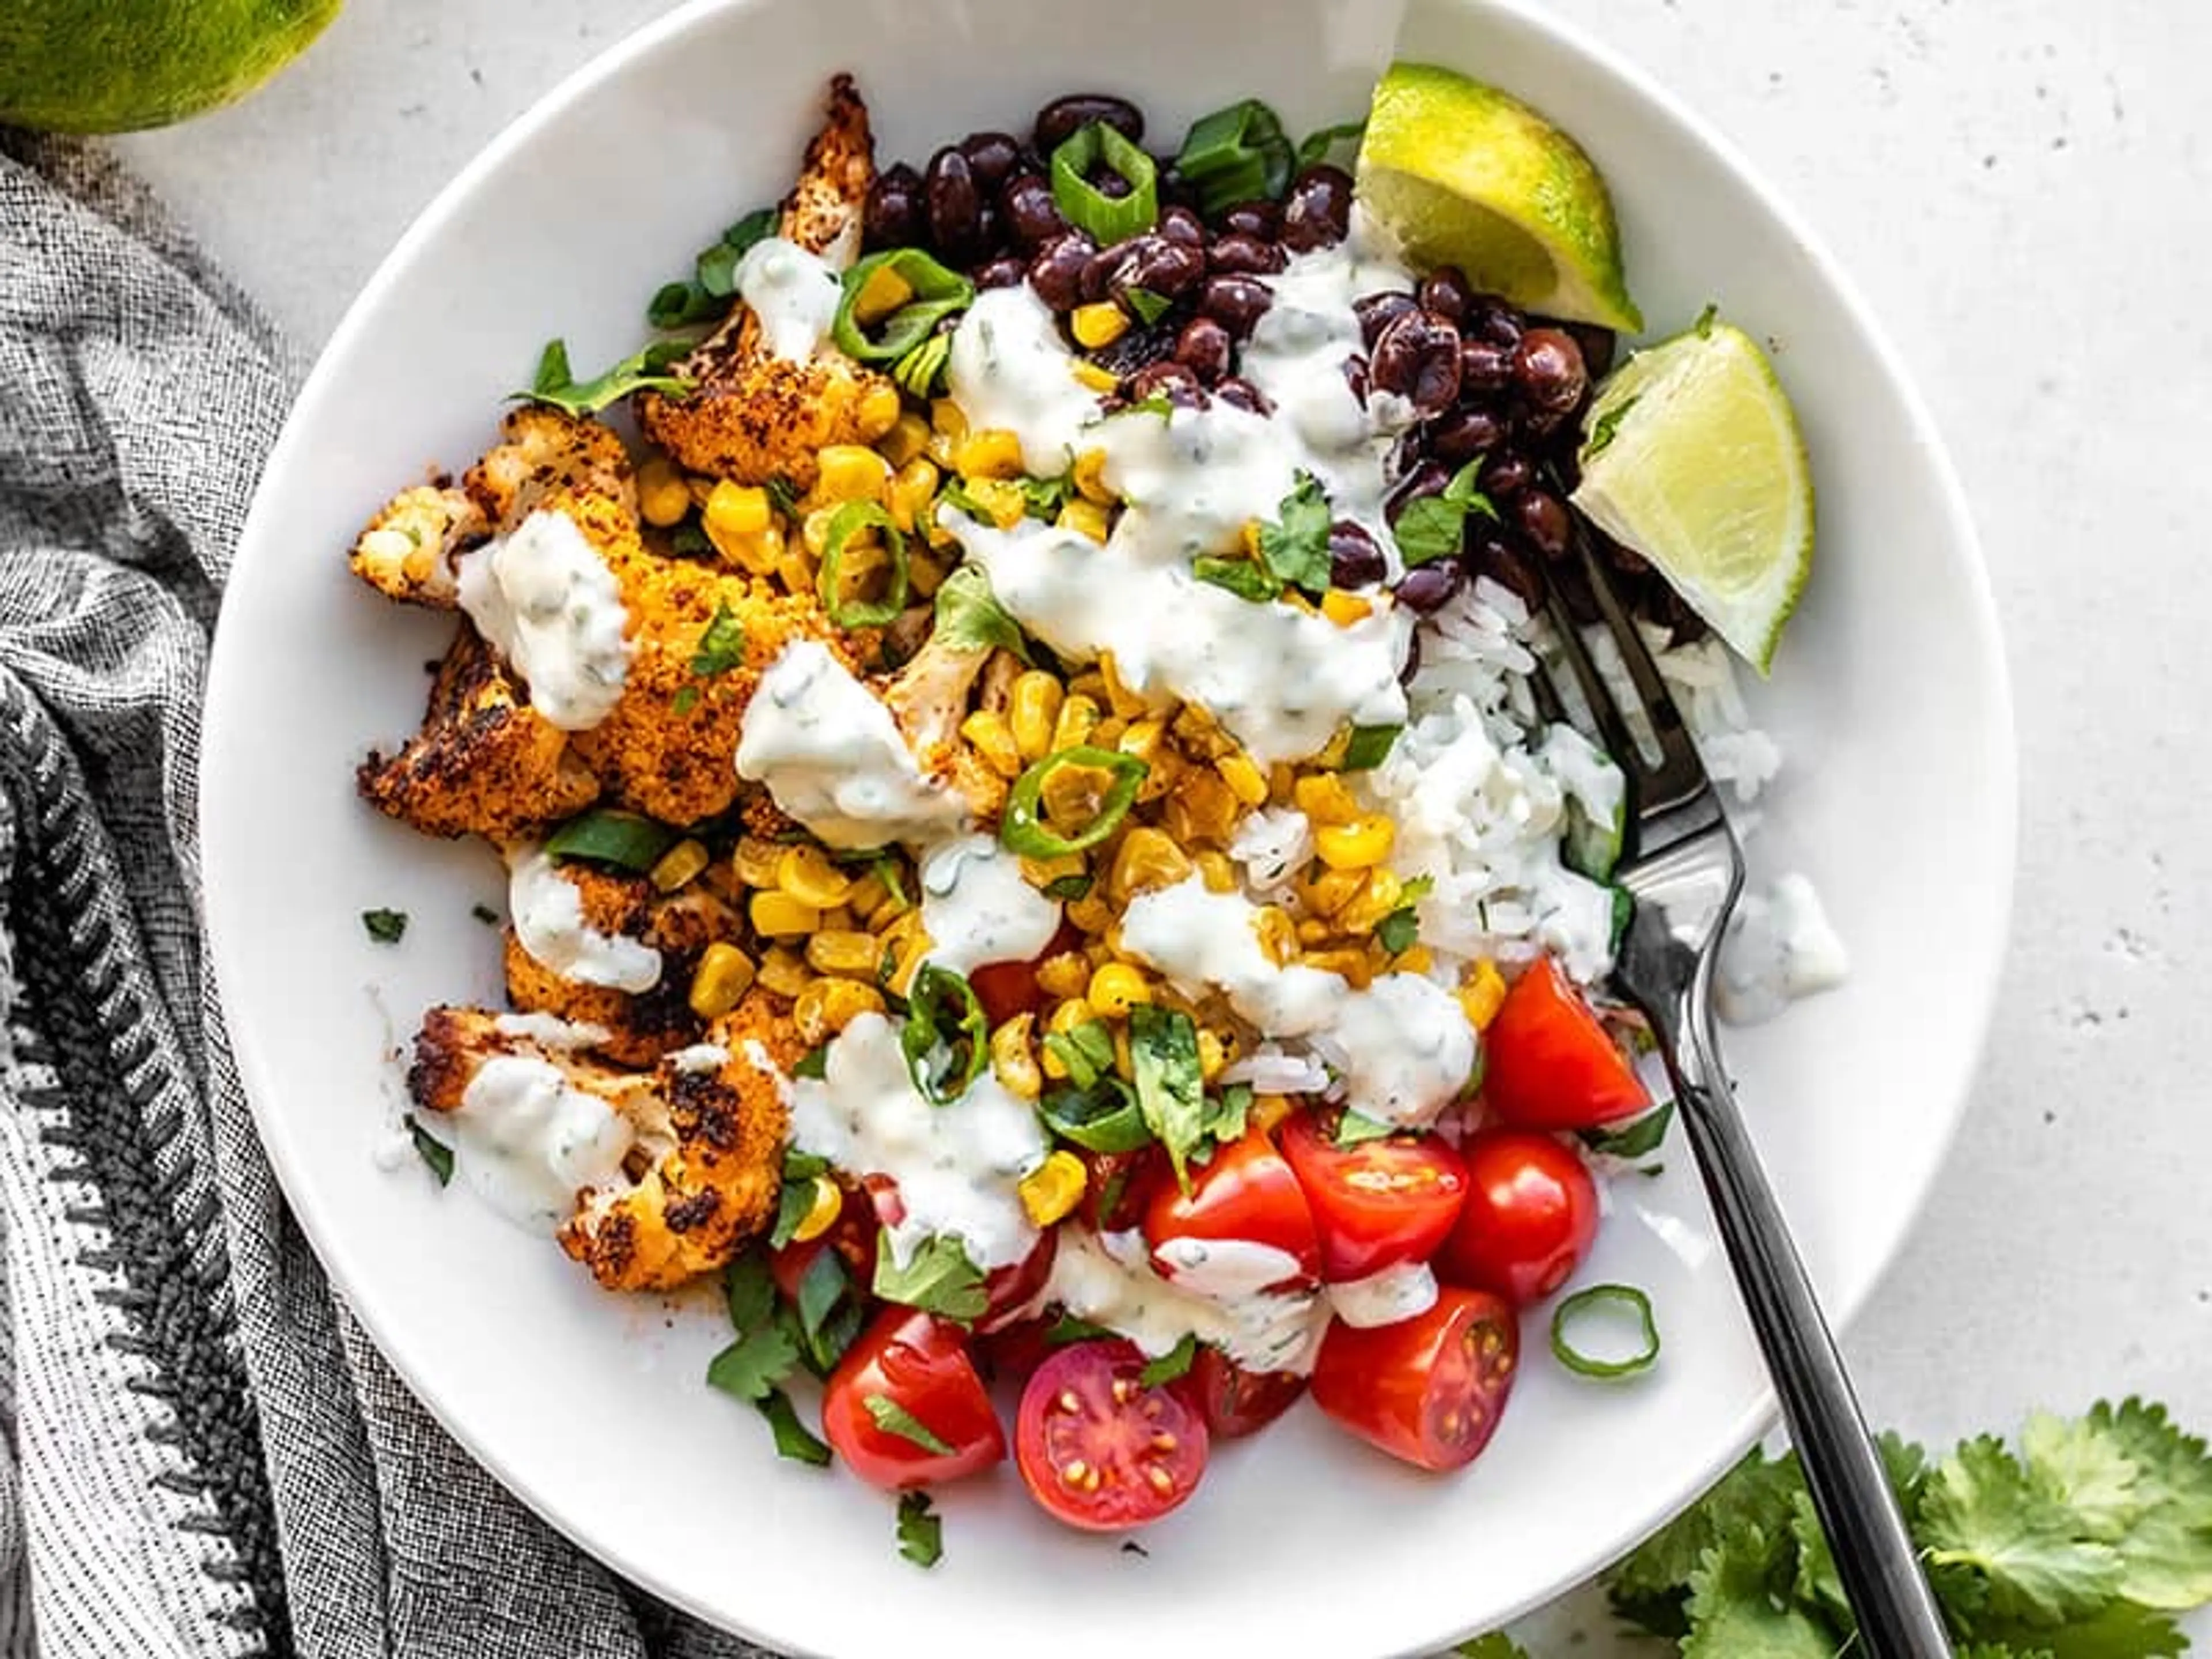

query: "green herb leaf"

left=1296, top=120, right=1366, bottom=168
left=725, top=1251, right=778, bottom=1334
left=647, top=280, right=722, bottom=329
left=873, top=1233, right=990, bottom=1322
left=864, top=1395, right=956, bottom=1457
left=1255, top=471, right=1333, bottom=594
left=765, top=475, right=802, bottom=517
left=1334, top=1110, right=1396, bottom=1147
left=1138, top=1333, right=1199, bottom=1388
left=1450, top=1637, right=1533, bottom=1659
left=672, top=686, right=699, bottom=715
left=361, top=907, right=408, bottom=944
left=1582, top=1099, right=1677, bottom=1161
left=1392, top=496, right=1467, bottom=567
left=1337, top=724, right=1401, bottom=771
left=896, top=1490, right=943, bottom=1567
left=1124, top=287, right=1173, bottom=326
left=1041, top=872, right=1093, bottom=902
left=791, top=1045, right=829, bottom=1081
left=671, top=521, right=712, bottom=558
left=1130, top=1005, right=1207, bottom=1188
left=1193, top=555, right=1282, bottom=604
left=1921, top=1437, right=2127, bottom=1623
left=2051, top=1398, right=2212, bottom=1609
left=756, top=1387, right=834, bottom=1466
left=1693, top=302, right=1719, bottom=338
left=722, top=207, right=776, bottom=258
left=1680, top=1527, right=1840, bottom=1659
left=1173, top=99, right=1295, bottom=217
left=690, top=599, right=748, bottom=677
left=1017, top=474, right=1076, bottom=522
left=1376, top=906, right=1421, bottom=957
left=794, top=1244, right=849, bottom=1343
left=1041, top=1018, right=1115, bottom=1090
left=1584, top=392, right=1640, bottom=460
left=404, top=1116, right=453, bottom=1185
left=901, top=965, right=988, bottom=1105
left=1039, top=1076, right=1152, bottom=1154
left=705, top=1323, right=801, bottom=1403
left=543, top=808, right=678, bottom=873
left=1202, top=1082, right=1252, bottom=1145
left=937, top=478, right=995, bottom=523
left=1044, top=1313, right=1116, bottom=1346
left=519, top=336, right=694, bottom=416
left=470, top=903, right=499, bottom=926
left=767, top=1161, right=819, bottom=1251
left=931, top=564, right=1032, bottom=662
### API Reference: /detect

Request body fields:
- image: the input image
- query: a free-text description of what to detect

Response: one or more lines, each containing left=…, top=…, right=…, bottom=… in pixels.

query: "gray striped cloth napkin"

left=0, top=135, right=775, bottom=1659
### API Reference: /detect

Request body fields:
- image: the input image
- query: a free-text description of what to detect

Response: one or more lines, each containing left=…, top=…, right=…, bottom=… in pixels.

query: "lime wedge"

left=1570, top=320, right=1815, bottom=674
left=1355, top=62, right=1642, bottom=333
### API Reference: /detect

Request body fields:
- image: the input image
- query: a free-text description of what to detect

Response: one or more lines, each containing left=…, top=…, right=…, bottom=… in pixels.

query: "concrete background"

left=115, top=0, right=2212, bottom=1647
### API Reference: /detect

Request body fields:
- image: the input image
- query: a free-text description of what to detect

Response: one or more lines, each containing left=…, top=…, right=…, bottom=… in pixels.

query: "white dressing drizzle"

left=916, top=833, right=1062, bottom=975
left=736, top=236, right=842, bottom=363
left=1045, top=1227, right=1327, bottom=1376
left=1326, top=1260, right=1441, bottom=1330
left=455, top=510, right=631, bottom=731
left=448, top=1056, right=633, bottom=1230
left=506, top=846, right=662, bottom=993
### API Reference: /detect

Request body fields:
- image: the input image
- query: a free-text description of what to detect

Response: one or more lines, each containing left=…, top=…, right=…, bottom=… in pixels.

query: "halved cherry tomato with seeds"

left=822, top=1306, right=1005, bottom=1491
left=1015, top=1339, right=1210, bottom=1530
left=1279, top=1112, right=1469, bottom=1283
left=1176, top=1346, right=1307, bottom=1439
left=1482, top=957, right=1650, bottom=1130
left=1310, top=1286, right=1520, bottom=1471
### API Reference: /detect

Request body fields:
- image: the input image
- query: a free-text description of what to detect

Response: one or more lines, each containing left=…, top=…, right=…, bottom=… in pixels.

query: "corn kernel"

left=1396, top=944, right=1435, bottom=975
left=1217, top=752, right=1269, bottom=808
left=1300, top=865, right=1368, bottom=918
left=1009, top=672, right=1065, bottom=762
left=887, top=936, right=930, bottom=997
left=1066, top=668, right=1109, bottom=701
left=1253, top=906, right=1297, bottom=965
left=1087, top=961, right=1152, bottom=1018
left=880, top=411, right=931, bottom=469
left=855, top=379, right=903, bottom=442
left=1089, top=716, right=1127, bottom=749
left=1046, top=998, right=1094, bottom=1039
left=1460, top=960, right=1509, bottom=1030
left=1250, top=1092, right=1294, bottom=1132
left=1109, top=827, right=1192, bottom=902
left=907, top=546, right=949, bottom=599
left=1197, top=1027, right=1229, bottom=1083
left=1030, top=953, right=1088, bottom=1003
left=952, top=428, right=1025, bottom=481
left=1336, top=869, right=1406, bottom=934
left=960, top=709, right=1024, bottom=779
left=715, top=521, right=784, bottom=577
left=1294, top=773, right=1359, bottom=827
left=776, top=844, right=854, bottom=910
left=750, top=891, right=821, bottom=938
left=1164, top=771, right=1243, bottom=847
left=732, top=836, right=785, bottom=889
left=887, top=456, right=941, bottom=533
left=930, top=397, right=969, bottom=442
left=794, top=977, right=887, bottom=1044
left=964, top=477, right=1028, bottom=529
left=844, top=872, right=890, bottom=921
left=1195, top=851, right=1238, bottom=894
left=1118, top=718, right=1166, bottom=766
left=815, top=445, right=891, bottom=507
left=649, top=838, right=710, bottom=894
left=1067, top=895, right=1115, bottom=935
left=1071, top=301, right=1130, bottom=349
left=772, top=540, right=815, bottom=594
left=1097, top=652, right=1149, bottom=720
left=705, top=479, right=771, bottom=540
left=1296, top=915, right=1333, bottom=946
left=1315, top=815, right=1396, bottom=870
left=1321, top=589, right=1373, bottom=627
left=1071, top=360, right=1120, bottom=393
left=1019, top=1150, right=1088, bottom=1227
left=990, top=1013, right=1043, bottom=1101
left=1058, top=498, right=1112, bottom=543
left=805, top=929, right=882, bottom=977
left=1072, top=448, right=1113, bottom=505
left=638, top=457, right=693, bottom=528
left=789, top=1175, right=843, bottom=1243
left=1303, top=946, right=1373, bottom=987
left=756, top=945, right=810, bottom=1000
left=850, top=262, right=916, bottom=324
left=688, top=943, right=756, bottom=1019
left=1112, top=1025, right=1134, bottom=1081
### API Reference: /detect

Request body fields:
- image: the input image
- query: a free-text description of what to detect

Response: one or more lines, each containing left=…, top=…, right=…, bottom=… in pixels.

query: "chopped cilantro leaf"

left=404, top=1116, right=453, bottom=1185
left=1255, top=471, right=1333, bottom=594
left=705, top=1323, right=800, bottom=1404
left=690, top=599, right=748, bottom=677
left=756, top=1387, right=833, bottom=1466
left=1124, top=287, right=1174, bottom=326
left=1296, top=120, right=1366, bottom=167
left=764, top=475, right=803, bottom=517
left=725, top=1251, right=778, bottom=1334
left=931, top=564, right=1032, bottom=662
left=361, top=908, right=407, bottom=944
left=1138, top=1334, right=1199, bottom=1388
left=1693, top=302, right=1719, bottom=338
left=671, top=686, right=699, bottom=715
left=1017, top=474, right=1077, bottom=521
left=1041, top=872, right=1093, bottom=902
left=1193, top=555, right=1282, bottom=603
left=896, top=1490, right=943, bottom=1567
left=519, top=337, right=692, bottom=418
left=1130, top=1005, right=1207, bottom=1189
left=873, top=1233, right=989, bottom=1321
left=864, top=1395, right=956, bottom=1457
left=792, top=1046, right=829, bottom=1081
left=1334, top=1110, right=1396, bottom=1147
left=1202, top=1081, right=1252, bottom=1145
left=1376, top=904, right=1421, bottom=957
left=1582, top=1100, right=1676, bottom=1160
left=1337, top=724, right=1401, bottom=771
left=1045, top=1313, right=1116, bottom=1346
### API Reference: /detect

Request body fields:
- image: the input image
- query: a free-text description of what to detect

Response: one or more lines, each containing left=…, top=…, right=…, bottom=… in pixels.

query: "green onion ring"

left=1549, top=1282, right=1661, bottom=1380
left=831, top=249, right=975, bottom=365
left=541, top=808, right=677, bottom=872
left=999, top=745, right=1149, bottom=858
left=817, top=501, right=910, bottom=630
left=901, top=964, right=988, bottom=1105
left=1050, top=122, right=1160, bottom=244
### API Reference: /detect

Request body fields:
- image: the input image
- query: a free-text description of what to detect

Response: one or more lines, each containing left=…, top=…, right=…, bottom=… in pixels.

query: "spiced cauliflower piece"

left=349, top=484, right=488, bottom=605
left=463, top=404, right=640, bottom=533
left=409, top=998, right=794, bottom=1293
left=881, top=630, right=1016, bottom=825
left=637, top=74, right=896, bottom=493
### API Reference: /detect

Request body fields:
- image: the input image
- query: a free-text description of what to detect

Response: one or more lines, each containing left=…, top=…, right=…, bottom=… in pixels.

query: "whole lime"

left=0, top=0, right=343, bottom=134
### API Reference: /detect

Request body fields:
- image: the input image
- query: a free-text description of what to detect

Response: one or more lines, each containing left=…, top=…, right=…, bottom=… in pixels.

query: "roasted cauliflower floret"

left=349, top=484, right=487, bottom=605
left=881, top=631, right=1015, bottom=825
left=464, top=404, right=639, bottom=533
left=358, top=626, right=601, bottom=840
left=502, top=861, right=744, bottom=1067
left=637, top=74, right=895, bottom=493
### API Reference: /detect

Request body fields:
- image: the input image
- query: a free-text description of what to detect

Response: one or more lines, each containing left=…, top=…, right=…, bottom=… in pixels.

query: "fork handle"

left=1664, top=1003, right=1954, bottom=1657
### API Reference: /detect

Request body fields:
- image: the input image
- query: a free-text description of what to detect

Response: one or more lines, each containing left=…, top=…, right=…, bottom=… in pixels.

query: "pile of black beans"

left=863, top=92, right=1701, bottom=641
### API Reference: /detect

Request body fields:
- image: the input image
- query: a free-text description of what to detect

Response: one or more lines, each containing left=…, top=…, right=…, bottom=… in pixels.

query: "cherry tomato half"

left=1015, top=1339, right=1210, bottom=1531
left=1081, top=1146, right=1167, bottom=1233
left=1279, top=1112, right=1470, bottom=1283
left=1145, top=1130, right=1320, bottom=1291
left=1310, top=1287, right=1520, bottom=1471
left=1482, top=957, right=1651, bottom=1130
left=978, top=1229, right=1059, bottom=1332
left=1438, top=1129, right=1600, bottom=1306
left=969, top=919, right=1084, bottom=1027
left=821, top=1306, right=1006, bottom=1491
left=1176, top=1346, right=1307, bottom=1440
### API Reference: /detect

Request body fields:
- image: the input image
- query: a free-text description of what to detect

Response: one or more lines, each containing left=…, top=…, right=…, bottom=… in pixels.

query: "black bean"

left=1477, top=541, right=1547, bottom=611
left=1197, top=274, right=1272, bottom=339
left=1158, top=166, right=1203, bottom=214
left=1158, top=206, right=1207, bottom=250
left=1429, top=406, right=1508, bottom=467
left=1417, top=267, right=1476, bottom=325
left=1396, top=560, right=1465, bottom=613
left=1563, top=321, right=1617, bottom=380
left=973, top=203, right=1005, bottom=260
left=1369, top=309, right=1463, bottom=418
left=975, top=255, right=1028, bottom=290
left=1514, top=489, right=1573, bottom=559
left=1397, top=628, right=1423, bottom=686
left=1109, top=234, right=1206, bottom=302
left=1091, top=317, right=1179, bottom=379
left=1512, top=328, right=1589, bottom=427
left=1214, top=376, right=1272, bottom=415
left=1173, top=316, right=1234, bottom=381
left=1220, top=199, right=1282, bottom=238
left=1281, top=163, right=1354, bottom=252
left=1343, top=355, right=1371, bottom=406
left=1034, top=94, right=1146, bottom=154
left=924, top=146, right=986, bottom=260
left=1480, top=449, right=1536, bottom=499
left=1080, top=242, right=1122, bottom=304
left=1090, top=169, right=1133, bottom=200
left=1354, top=290, right=1420, bottom=349
left=960, top=131, right=1024, bottom=193
left=1467, top=295, right=1526, bottom=347
left=1384, top=459, right=1450, bottom=527
left=1209, top=233, right=1289, bottom=275
left=1126, top=359, right=1204, bottom=404
left=1460, top=340, right=1514, bottom=393
left=863, top=162, right=926, bottom=251
left=1327, top=521, right=1387, bottom=588
left=1027, top=233, right=1097, bottom=311
left=1001, top=175, right=1068, bottom=248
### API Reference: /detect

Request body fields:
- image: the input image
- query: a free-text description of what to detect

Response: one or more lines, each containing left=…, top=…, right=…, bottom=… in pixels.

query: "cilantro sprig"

left=1393, top=457, right=1500, bottom=568
left=1195, top=472, right=1334, bottom=604
left=518, top=337, right=694, bottom=418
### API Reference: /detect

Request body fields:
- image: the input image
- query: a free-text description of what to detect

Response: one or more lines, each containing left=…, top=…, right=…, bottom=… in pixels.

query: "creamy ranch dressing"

left=454, top=510, right=631, bottom=730
left=1046, top=1227, right=1327, bottom=1375
left=506, top=846, right=662, bottom=993
left=736, top=641, right=967, bottom=849
left=1151, top=1236, right=1308, bottom=1300
left=1326, top=1260, right=1440, bottom=1330
left=916, top=834, right=1062, bottom=975
left=786, top=1012, right=1046, bottom=1271
left=946, top=286, right=1103, bottom=476
left=736, top=237, right=842, bottom=363
left=448, top=1056, right=634, bottom=1229
left=1122, top=876, right=1476, bottom=1129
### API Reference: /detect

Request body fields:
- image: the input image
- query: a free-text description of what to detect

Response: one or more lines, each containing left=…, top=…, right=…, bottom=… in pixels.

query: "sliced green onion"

left=1050, top=122, right=1160, bottom=243
left=1041, top=1019, right=1116, bottom=1090
left=1550, top=1283, right=1661, bottom=1379
left=817, top=501, right=911, bottom=629
left=832, top=249, right=975, bottom=365
left=892, top=331, right=953, bottom=399
left=901, top=964, right=988, bottom=1105
left=543, top=808, right=678, bottom=872
left=1172, top=99, right=1295, bottom=217
left=999, top=745, right=1149, bottom=858
left=1038, top=1077, right=1152, bottom=1153
left=1336, top=724, right=1402, bottom=771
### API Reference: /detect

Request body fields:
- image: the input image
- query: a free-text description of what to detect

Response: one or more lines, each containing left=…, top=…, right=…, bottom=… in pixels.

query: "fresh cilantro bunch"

left=1460, top=1399, right=2212, bottom=1657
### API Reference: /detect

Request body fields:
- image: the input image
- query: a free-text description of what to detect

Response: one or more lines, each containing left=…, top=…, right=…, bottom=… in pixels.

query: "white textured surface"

left=119, top=0, right=2212, bottom=1647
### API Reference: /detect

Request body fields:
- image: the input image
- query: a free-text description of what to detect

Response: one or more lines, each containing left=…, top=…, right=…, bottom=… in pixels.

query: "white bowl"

left=200, top=0, right=2016, bottom=1652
